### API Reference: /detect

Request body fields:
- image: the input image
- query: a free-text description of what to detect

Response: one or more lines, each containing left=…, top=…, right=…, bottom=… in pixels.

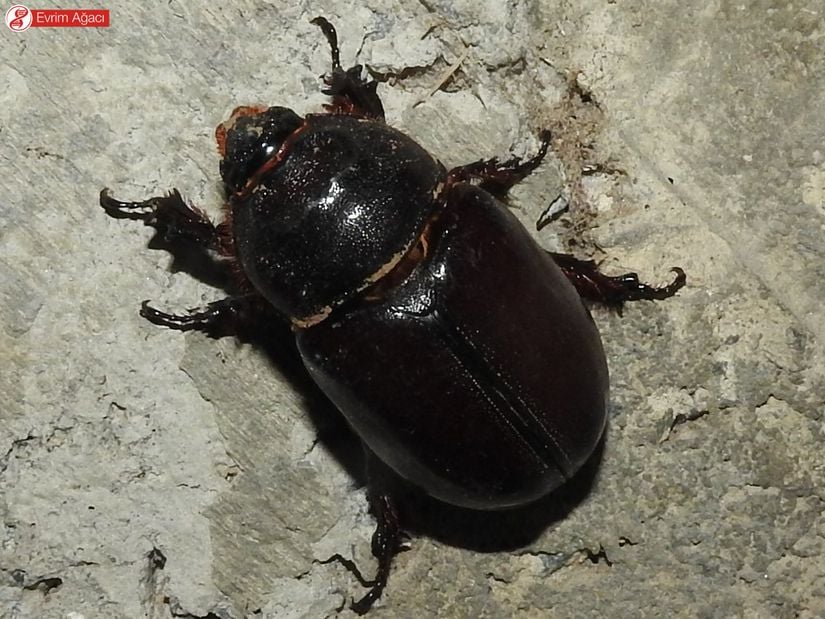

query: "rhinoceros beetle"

left=100, top=16, right=685, bottom=614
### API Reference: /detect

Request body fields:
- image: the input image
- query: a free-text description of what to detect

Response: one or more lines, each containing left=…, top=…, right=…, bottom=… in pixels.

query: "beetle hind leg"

left=550, top=252, right=686, bottom=306
left=310, top=16, right=385, bottom=120
left=446, top=130, right=552, bottom=196
left=353, top=493, right=404, bottom=614
left=324, top=491, right=405, bottom=614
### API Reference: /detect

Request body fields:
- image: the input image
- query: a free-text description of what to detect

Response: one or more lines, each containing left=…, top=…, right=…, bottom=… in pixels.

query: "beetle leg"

left=319, top=553, right=375, bottom=588
left=550, top=252, right=686, bottom=305
left=100, top=188, right=220, bottom=251
left=351, top=493, right=403, bottom=615
left=323, top=491, right=404, bottom=614
left=139, top=296, right=249, bottom=337
left=310, top=16, right=386, bottom=120
left=446, top=130, right=552, bottom=196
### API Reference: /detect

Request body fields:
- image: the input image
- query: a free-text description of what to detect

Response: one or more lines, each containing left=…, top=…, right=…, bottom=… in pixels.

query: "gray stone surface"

left=1, top=1, right=823, bottom=617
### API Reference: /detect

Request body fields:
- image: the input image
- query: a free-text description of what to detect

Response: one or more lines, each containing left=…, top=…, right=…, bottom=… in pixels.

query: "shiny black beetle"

left=100, top=17, right=685, bottom=614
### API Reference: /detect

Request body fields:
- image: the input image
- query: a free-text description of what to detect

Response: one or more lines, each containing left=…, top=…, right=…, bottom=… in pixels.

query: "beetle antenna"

left=311, top=16, right=342, bottom=70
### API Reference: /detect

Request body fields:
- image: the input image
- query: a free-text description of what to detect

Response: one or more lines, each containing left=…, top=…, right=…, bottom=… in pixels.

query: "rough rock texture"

left=2, top=1, right=823, bottom=617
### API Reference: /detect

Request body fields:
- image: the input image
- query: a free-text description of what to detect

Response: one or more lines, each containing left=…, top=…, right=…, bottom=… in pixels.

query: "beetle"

left=100, top=17, right=685, bottom=614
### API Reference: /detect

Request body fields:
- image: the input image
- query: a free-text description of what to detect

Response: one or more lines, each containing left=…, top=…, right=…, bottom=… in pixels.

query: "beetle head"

left=216, top=105, right=303, bottom=193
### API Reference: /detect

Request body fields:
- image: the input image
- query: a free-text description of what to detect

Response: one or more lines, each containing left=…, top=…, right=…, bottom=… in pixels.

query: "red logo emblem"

left=5, top=5, right=32, bottom=31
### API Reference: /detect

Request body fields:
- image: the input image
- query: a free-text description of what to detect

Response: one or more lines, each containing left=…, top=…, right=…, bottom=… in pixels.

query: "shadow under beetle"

left=100, top=16, right=685, bottom=614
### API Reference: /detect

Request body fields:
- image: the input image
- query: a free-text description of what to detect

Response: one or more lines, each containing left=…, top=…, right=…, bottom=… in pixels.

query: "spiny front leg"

left=311, top=16, right=385, bottom=120
left=550, top=252, right=686, bottom=306
left=101, top=188, right=250, bottom=336
left=100, top=188, right=220, bottom=251
left=139, top=296, right=254, bottom=338
left=446, top=130, right=552, bottom=197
